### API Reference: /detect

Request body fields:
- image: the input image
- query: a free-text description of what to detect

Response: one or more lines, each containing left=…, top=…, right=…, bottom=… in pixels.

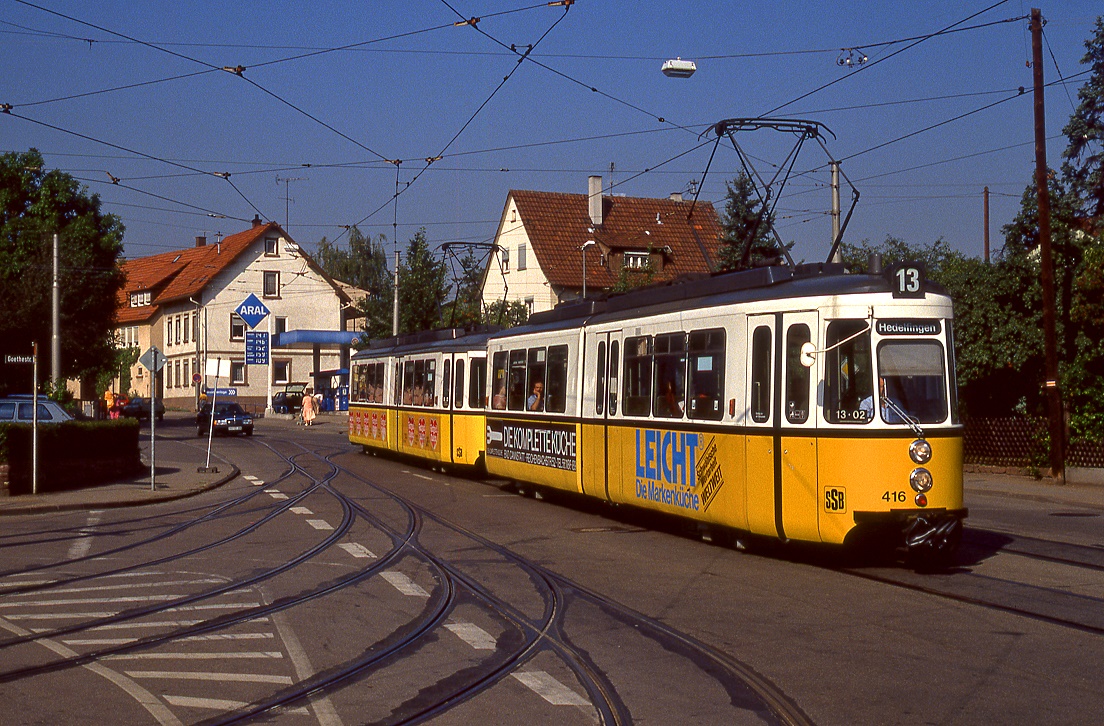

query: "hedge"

left=0, top=419, right=142, bottom=495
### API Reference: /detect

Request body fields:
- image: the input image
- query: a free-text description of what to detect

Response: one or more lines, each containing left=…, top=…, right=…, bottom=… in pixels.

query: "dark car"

left=120, top=396, right=165, bottom=422
left=271, top=383, right=308, bottom=414
left=196, top=402, right=254, bottom=437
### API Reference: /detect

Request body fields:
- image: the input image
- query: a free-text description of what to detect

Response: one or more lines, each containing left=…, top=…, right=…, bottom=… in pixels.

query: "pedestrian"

left=301, top=387, right=317, bottom=427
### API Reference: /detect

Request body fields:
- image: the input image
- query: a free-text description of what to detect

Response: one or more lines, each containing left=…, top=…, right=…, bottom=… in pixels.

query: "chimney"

left=195, top=235, right=206, bottom=247
left=669, top=192, right=683, bottom=202
left=251, top=214, right=263, bottom=228
left=588, top=175, right=603, bottom=227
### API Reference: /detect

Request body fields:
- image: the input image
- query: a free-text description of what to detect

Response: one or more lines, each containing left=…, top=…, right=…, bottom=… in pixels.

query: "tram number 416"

left=882, top=490, right=908, bottom=503
left=824, top=488, right=847, bottom=512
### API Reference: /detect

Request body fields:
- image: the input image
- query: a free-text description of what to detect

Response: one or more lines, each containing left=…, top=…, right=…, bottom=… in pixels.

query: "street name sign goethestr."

left=236, top=293, right=270, bottom=330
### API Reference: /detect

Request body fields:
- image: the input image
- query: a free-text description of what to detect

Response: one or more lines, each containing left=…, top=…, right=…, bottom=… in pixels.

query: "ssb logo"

left=823, top=487, right=847, bottom=512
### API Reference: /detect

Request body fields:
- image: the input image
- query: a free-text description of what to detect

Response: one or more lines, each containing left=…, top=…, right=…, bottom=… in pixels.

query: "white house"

left=114, top=218, right=360, bottom=410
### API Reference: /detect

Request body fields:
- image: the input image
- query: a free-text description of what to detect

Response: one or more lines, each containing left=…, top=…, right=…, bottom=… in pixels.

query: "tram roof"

left=352, top=325, right=501, bottom=359
left=491, top=263, right=950, bottom=339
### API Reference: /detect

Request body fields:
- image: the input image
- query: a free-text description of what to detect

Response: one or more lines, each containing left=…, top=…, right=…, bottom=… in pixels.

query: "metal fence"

left=963, top=416, right=1104, bottom=469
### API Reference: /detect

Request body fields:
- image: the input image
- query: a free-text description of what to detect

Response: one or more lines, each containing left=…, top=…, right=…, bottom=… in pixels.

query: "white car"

left=0, top=396, right=75, bottom=423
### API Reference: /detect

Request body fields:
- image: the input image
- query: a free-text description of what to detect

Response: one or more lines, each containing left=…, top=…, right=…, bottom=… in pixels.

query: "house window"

left=624, top=251, right=650, bottom=270
left=183, top=359, right=190, bottom=386
left=183, top=314, right=190, bottom=344
left=518, top=244, right=527, bottom=271
left=264, top=237, right=279, bottom=256
left=524, top=297, right=534, bottom=317
left=175, top=315, right=181, bottom=345
left=230, top=361, right=246, bottom=385
left=165, top=318, right=171, bottom=347
left=174, top=360, right=181, bottom=389
left=130, top=291, right=151, bottom=307
left=275, top=316, right=288, bottom=335
left=230, top=314, right=245, bottom=341
left=501, top=247, right=510, bottom=273
left=274, top=361, right=291, bottom=385
left=263, top=271, right=280, bottom=298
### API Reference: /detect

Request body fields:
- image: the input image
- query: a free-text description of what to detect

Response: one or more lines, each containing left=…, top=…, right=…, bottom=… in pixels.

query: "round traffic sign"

left=192, top=373, right=202, bottom=384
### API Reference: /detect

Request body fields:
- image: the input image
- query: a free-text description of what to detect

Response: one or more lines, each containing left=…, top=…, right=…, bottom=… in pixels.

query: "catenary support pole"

left=1031, top=8, right=1065, bottom=483
left=51, top=233, right=60, bottom=385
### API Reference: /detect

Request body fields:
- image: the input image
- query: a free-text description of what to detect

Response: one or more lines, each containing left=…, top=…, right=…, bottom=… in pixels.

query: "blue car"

left=196, top=402, right=254, bottom=437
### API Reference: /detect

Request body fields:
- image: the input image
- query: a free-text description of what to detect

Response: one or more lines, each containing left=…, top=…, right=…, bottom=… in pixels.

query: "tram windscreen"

left=877, top=342, right=947, bottom=424
left=824, top=320, right=874, bottom=424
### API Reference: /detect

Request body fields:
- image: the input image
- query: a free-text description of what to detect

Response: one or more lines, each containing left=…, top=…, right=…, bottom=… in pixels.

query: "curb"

left=0, top=465, right=240, bottom=517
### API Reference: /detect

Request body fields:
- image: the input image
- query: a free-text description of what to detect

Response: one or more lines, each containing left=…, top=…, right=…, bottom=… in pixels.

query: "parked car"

left=271, top=383, right=308, bottom=414
left=120, top=396, right=165, bottom=422
left=196, top=402, right=254, bottom=437
left=0, top=395, right=75, bottom=423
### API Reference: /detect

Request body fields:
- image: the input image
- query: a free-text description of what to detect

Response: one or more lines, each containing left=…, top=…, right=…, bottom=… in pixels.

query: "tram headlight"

left=910, top=468, right=933, bottom=493
left=909, top=439, right=932, bottom=464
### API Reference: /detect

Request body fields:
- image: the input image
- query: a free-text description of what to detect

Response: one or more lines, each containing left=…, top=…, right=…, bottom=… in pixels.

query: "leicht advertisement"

left=486, top=419, right=577, bottom=471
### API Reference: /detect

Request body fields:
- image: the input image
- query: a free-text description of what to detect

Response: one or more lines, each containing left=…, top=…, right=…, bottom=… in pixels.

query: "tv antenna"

left=275, top=176, right=307, bottom=230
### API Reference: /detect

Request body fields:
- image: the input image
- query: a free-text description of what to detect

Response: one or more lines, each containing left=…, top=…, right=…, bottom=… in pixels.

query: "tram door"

left=779, top=312, right=820, bottom=542
left=581, top=332, right=620, bottom=501
left=745, top=315, right=779, bottom=537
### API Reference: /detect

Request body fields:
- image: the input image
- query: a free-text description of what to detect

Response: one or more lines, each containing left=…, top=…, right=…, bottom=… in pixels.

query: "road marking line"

left=243, top=475, right=258, bottom=481
left=381, top=571, right=429, bottom=597
left=306, top=520, right=333, bottom=531
left=125, top=670, right=293, bottom=684
left=412, top=473, right=434, bottom=481
left=338, top=543, right=376, bottom=559
left=5, top=611, right=118, bottom=620
left=252, top=480, right=265, bottom=486
left=105, top=651, right=283, bottom=660
left=268, top=598, right=345, bottom=726
left=179, top=633, right=274, bottom=642
left=63, top=637, right=137, bottom=645
left=512, top=671, right=590, bottom=706
left=290, top=506, right=313, bottom=515
left=20, top=579, right=223, bottom=597
left=0, top=595, right=179, bottom=608
left=166, top=603, right=260, bottom=612
left=66, top=512, right=102, bottom=560
left=68, top=620, right=202, bottom=632
left=268, top=492, right=289, bottom=500
left=162, top=695, right=308, bottom=715
left=445, top=622, right=496, bottom=650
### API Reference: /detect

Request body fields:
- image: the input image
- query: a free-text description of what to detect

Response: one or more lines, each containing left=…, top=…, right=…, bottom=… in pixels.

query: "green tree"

left=441, top=247, right=486, bottom=328
left=0, top=149, right=125, bottom=396
left=1062, top=16, right=1104, bottom=219
left=483, top=299, right=529, bottom=328
left=717, top=172, right=784, bottom=271
left=315, top=227, right=393, bottom=343
left=397, top=229, right=450, bottom=334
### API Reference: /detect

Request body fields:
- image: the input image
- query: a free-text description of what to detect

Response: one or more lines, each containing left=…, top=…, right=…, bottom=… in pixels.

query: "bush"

left=0, top=419, right=141, bottom=494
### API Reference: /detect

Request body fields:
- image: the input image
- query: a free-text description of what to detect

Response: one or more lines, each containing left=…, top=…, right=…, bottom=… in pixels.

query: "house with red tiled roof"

left=481, top=176, right=724, bottom=316
left=113, top=218, right=360, bottom=410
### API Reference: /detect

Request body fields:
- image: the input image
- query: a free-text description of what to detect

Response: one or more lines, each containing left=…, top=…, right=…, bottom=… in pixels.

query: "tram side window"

left=526, top=348, right=546, bottom=412
left=750, top=326, right=772, bottom=423
left=878, top=341, right=947, bottom=424
left=623, top=336, right=653, bottom=417
left=507, top=350, right=527, bottom=410
left=609, top=340, right=619, bottom=414
left=653, top=333, right=687, bottom=419
left=470, top=358, right=487, bottom=409
left=546, top=345, right=568, bottom=413
left=596, top=342, right=606, bottom=415
left=425, top=360, right=437, bottom=407
left=372, top=363, right=385, bottom=403
left=688, top=328, right=725, bottom=421
left=442, top=360, right=451, bottom=409
left=395, top=362, right=403, bottom=405
left=947, top=321, right=961, bottom=424
left=490, top=353, right=507, bottom=409
left=454, top=360, right=465, bottom=410
left=353, top=364, right=368, bottom=402
left=785, top=325, right=811, bottom=423
left=824, top=320, right=873, bottom=424
left=402, top=361, right=415, bottom=405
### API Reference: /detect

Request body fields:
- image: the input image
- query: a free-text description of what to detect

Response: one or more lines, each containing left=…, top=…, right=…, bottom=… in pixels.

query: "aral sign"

left=235, top=293, right=270, bottom=330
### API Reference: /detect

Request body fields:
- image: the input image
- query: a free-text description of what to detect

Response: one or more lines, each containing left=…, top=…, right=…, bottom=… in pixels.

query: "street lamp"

left=580, top=240, right=596, bottom=300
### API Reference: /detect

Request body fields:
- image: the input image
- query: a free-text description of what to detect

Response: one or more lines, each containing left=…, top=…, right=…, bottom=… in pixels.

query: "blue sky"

left=2, top=1, right=1101, bottom=271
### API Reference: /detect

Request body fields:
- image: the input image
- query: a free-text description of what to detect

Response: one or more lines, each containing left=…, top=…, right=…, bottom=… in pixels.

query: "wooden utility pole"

left=983, top=186, right=990, bottom=264
left=1031, top=8, right=1065, bottom=483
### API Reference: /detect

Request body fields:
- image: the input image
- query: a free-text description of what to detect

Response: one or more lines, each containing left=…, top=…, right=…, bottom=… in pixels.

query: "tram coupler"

left=903, top=512, right=965, bottom=565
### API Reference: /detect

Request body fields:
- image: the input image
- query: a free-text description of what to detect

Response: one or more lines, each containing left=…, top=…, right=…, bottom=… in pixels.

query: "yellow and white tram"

left=353, top=262, right=966, bottom=559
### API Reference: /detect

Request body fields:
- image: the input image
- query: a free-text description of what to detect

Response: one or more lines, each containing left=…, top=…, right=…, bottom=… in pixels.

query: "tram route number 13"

left=889, top=260, right=926, bottom=299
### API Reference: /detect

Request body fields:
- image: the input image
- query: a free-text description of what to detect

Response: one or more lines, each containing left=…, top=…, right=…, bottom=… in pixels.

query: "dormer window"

left=624, top=251, right=650, bottom=270
left=264, top=237, right=279, bottom=256
left=129, top=291, right=151, bottom=307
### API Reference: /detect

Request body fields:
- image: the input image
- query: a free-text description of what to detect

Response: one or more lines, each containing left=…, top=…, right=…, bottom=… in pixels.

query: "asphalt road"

left=0, top=416, right=1100, bottom=725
